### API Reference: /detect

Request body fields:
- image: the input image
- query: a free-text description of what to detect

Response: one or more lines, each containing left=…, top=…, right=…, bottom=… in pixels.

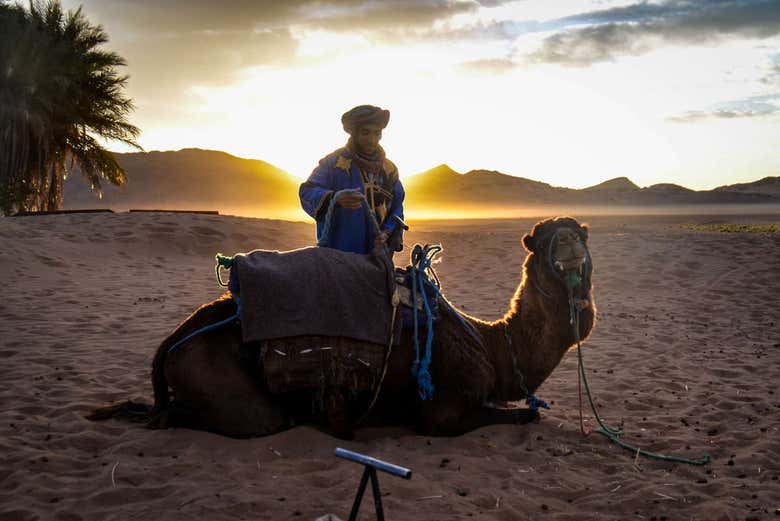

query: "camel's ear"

left=522, top=233, right=536, bottom=252
left=579, top=224, right=589, bottom=241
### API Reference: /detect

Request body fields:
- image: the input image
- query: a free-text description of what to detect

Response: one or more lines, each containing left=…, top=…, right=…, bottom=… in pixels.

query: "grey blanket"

left=227, top=247, right=399, bottom=345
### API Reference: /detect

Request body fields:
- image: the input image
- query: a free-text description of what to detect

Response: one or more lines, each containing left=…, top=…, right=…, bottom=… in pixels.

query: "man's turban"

left=341, top=105, right=390, bottom=134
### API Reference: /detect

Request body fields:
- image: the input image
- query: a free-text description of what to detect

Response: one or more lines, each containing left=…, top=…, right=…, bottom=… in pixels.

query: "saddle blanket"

left=227, top=246, right=400, bottom=345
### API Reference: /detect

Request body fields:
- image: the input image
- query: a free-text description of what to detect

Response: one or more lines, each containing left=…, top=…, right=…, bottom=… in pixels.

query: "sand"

left=1, top=211, right=778, bottom=521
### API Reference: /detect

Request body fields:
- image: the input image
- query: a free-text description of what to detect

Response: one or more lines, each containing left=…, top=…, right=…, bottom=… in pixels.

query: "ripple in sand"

left=190, top=226, right=225, bottom=238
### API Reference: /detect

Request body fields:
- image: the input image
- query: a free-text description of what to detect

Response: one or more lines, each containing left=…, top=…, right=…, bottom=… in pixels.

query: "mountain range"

left=63, top=148, right=300, bottom=218
left=63, top=149, right=780, bottom=218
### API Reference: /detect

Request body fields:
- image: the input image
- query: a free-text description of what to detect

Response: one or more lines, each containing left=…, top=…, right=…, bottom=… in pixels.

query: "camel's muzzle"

left=554, top=255, right=586, bottom=272
left=550, top=227, right=588, bottom=273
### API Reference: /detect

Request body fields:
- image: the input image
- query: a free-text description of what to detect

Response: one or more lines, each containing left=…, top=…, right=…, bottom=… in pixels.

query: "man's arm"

left=383, top=177, right=405, bottom=232
left=382, top=177, right=405, bottom=252
left=299, top=159, right=335, bottom=220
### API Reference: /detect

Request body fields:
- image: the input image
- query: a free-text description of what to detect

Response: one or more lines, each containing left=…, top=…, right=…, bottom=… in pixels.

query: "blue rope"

left=409, top=244, right=481, bottom=400
left=317, top=189, right=380, bottom=248
left=416, top=256, right=435, bottom=400
left=411, top=254, right=421, bottom=380
left=411, top=245, right=437, bottom=400
left=167, top=297, right=241, bottom=355
left=526, top=395, right=549, bottom=412
left=411, top=245, right=480, bottom=341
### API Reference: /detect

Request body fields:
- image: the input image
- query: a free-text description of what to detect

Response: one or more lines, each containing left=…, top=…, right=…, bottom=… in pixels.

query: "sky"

left=55, top=0, right=780, bottom=190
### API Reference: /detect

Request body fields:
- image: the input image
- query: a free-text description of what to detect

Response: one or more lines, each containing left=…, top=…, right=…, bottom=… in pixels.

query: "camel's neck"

left=483, top=256, right=591, bottom=402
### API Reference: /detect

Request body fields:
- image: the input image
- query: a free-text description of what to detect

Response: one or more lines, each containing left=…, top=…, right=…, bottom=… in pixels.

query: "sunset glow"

left=59, top=0, right=779, bottom=190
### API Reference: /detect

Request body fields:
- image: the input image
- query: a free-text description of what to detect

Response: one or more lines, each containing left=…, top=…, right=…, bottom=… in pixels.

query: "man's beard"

left=356, top=143, right=378, bottom=158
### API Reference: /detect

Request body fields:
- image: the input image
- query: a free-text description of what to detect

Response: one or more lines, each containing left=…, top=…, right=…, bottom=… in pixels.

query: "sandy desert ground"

left=1, top=211, right=779, bottom=521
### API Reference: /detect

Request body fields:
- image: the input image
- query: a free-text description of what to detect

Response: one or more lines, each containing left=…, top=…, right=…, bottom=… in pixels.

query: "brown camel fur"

left=89, top=216, right=596, bottom=438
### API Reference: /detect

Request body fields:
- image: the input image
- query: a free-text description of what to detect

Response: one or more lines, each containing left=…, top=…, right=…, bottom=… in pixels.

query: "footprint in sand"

left=190, top=226, right=225, bottom=238
left=145, top=224, right=176, bottom=234
left=483, top=246, right=509, bottom=258
left=35, top=254, right=68, bottom=268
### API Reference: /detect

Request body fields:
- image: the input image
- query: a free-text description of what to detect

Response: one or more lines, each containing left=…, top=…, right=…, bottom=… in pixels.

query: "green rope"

left=567, top=276, right=711, bottom=466
left=215, top=253, right=234, bottom=287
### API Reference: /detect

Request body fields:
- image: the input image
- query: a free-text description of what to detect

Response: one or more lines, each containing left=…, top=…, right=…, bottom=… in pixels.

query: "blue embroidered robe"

left=299, top=147, right=405, bottom=254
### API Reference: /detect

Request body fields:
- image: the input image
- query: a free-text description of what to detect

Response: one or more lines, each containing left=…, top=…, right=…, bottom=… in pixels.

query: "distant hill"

left=62, top=150, right=780, bottom=218
left=713, top=176, right=780, bottom=196
left=404, top=166, right=780, bottom=213
left=63, top=148, right=301, bottom=217
left=584, top=177, right=640, bottom=192
left=403, top=164, right=568, bottom=208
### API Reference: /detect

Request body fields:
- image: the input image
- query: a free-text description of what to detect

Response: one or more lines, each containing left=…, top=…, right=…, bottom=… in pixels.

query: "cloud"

left=60, top=0, right=482, bottom=90
left=456, top=58, right=517, bottom=73
left=64, top=0, right=478, bottom=35
left=667, top=109, right=775, bottom=122
left=530, top=0, right=780, bottom=66
left=667, top=93, right=780, bottom=122
left=761, top=56, right=780, bottom=85
left=302, top=0, right=478, bottom=33
left=63, top=0, right=344, bottom=33
left=128, top=29, right=297, bottom=80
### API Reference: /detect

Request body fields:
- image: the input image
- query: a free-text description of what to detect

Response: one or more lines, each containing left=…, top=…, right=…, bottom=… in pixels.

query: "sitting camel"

left=90, top=216, right=596, bottom=438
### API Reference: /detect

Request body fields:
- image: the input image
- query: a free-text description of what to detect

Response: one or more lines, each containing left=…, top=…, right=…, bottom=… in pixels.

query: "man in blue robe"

left=299, top=105, right=405, bottom=255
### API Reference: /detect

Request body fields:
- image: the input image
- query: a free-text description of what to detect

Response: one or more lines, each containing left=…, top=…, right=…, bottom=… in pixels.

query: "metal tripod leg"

left=348, top=467, right=384, bottom=521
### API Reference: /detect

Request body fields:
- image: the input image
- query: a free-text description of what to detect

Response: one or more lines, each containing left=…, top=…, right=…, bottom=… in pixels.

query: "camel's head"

left=522, top=216, right=592, bottom=293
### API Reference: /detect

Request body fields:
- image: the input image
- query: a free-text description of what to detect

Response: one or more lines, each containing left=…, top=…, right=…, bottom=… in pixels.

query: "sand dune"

left=1, top=212, right=779, bottom=520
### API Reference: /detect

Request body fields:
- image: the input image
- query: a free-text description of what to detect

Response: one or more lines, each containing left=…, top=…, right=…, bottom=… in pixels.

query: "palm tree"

left=0, top=0, right=141, bottom=215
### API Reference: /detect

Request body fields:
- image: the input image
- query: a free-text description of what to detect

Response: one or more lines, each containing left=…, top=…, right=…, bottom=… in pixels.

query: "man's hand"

left=336, top=191, right=365, bottom=210
left=374, top=230, right=389, bottom=249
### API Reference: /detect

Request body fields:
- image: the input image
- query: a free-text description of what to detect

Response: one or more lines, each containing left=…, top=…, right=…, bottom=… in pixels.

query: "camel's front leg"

left=454, top=405, right=539, bottom=434
left=420, top=399, right=539, bottom=436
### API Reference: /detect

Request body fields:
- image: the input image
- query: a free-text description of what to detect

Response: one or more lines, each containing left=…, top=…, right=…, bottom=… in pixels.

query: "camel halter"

left=529, top=228, right=592, bottom=302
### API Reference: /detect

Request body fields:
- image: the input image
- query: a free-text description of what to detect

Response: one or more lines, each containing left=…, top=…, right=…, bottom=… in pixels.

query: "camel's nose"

left=555, top=255, right=585, bottom=271
left=553, top=230, right=586, bottom=271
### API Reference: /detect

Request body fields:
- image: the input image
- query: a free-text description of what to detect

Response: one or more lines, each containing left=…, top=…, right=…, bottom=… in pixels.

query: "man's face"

left=354, top=124, right=383, bottom=155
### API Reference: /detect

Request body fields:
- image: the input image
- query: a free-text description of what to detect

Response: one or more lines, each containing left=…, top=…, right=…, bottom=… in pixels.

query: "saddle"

left=224, top=246, right=443, bottom=414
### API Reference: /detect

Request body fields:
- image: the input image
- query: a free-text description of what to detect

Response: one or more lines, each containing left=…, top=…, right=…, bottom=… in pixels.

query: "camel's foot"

left=468, top=405, right=540, bottom=428
left=429, top=406, right=540, bottom=436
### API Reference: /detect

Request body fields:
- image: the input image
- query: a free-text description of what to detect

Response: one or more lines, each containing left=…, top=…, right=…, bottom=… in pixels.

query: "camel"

left=90, top=216, right=595, bottom=438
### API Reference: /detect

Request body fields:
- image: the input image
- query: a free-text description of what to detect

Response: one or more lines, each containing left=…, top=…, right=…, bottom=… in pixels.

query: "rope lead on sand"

left=568, top=276, right=711, bottom=466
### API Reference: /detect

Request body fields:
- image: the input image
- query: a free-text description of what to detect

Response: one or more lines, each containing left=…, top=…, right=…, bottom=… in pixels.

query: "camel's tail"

left=86, top=336, right=174, bottom=427
left=88, top=294, right=235, bottom=428
left=86, top=338, right=171, bottom=428
left=86, top=400, right=154, bottom=423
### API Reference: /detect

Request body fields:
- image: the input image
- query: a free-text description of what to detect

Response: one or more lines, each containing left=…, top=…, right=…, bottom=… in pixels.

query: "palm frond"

left=0, top=0, right=141, bottom=214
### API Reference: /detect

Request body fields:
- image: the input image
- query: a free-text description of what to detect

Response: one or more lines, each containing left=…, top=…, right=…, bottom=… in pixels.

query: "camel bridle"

left=529, top=227, right=592, bottom=300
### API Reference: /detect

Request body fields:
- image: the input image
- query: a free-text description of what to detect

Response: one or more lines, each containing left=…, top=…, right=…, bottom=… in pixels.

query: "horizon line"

left=107, top=146, right=778, bottom=193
